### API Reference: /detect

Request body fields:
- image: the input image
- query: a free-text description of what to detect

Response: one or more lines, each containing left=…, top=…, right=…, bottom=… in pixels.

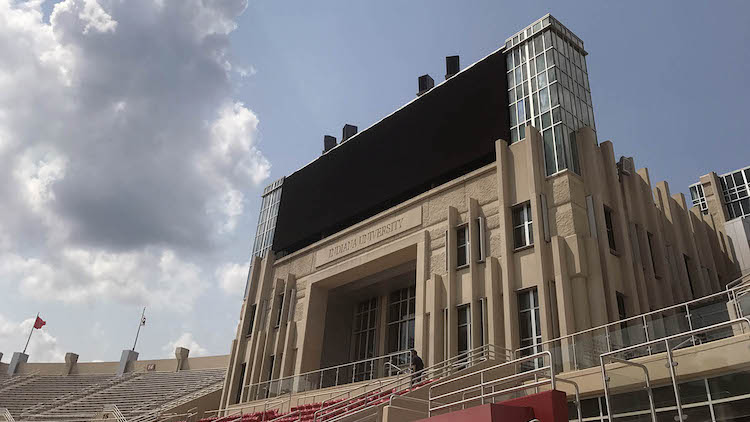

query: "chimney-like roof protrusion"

left=417, top=74, right=434, bottom=96
left=445, top=56, right=460, bottom=80
left=342, top=124, right=358, bottom=142
left=322, top=135, right=337, bottom=154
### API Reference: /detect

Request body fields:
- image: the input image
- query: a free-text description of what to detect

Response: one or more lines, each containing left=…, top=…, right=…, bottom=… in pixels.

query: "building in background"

left=690, top=165, right=750, bottom=273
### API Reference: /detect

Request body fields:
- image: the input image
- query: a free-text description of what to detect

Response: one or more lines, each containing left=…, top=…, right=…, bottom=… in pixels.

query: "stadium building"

left=218, top=14, right=750, bottom=422
left=4, top=13, right=750, bottom=422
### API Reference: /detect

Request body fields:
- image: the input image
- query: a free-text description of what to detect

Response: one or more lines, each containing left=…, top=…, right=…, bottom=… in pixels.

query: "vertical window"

left=647, top=232, right=656, bottom=274
left=387, top=286, right=416, bottom=356
left=264, top=356, right=275, bottom=398
left=684, top=255, right=696, bottom=297
left=604, top=206, right=617, bottom=252
left=513, top=202, right=534, bottom=249
left=235, top=363, right=246, bottom=404
left=457, top=304, right=471, bottom=357
left=353, top=297, right=378, bottom=380
left=456, top=225, right=469, bottom=267
left=518, top=288, right=542, bottom=368
left=475, top=217, right=486, bottom=262
left=247, top=304, right=257, bottom=336
left=616, top=292, right=627, bottom=321
left=478, top=298, right=487, bottom=347
left=274, top=293, right=285, bottom=328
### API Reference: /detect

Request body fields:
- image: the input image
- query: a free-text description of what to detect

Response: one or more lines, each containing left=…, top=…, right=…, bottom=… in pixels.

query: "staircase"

left=271, top=344, right=512, bottom=422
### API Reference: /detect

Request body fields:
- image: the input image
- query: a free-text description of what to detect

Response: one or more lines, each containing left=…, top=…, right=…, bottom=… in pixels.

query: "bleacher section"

left=0, top=374, right=112, bottom=418
left=0, top=368, right=226, bottom=422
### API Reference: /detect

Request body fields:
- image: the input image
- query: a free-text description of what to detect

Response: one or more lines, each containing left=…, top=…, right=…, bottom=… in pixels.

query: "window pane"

left=708, top=371, right=750, bottom=399
left=514, top=226, right=524, bottom=249
left=543, top=129, right=556, bottom=175
left=539, top=87, right=550, bottom=112
left=457, top=226, right=467, bottom=245
left=457, top=245, right=467, bottom=267
left=528, top=221, right=534, bottom=245
left=714, top=397, right=750, bottom=421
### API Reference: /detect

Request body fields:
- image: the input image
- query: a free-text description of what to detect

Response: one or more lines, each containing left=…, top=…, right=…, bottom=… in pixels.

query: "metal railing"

left=599, top=317, right=750, bottom=422
left=427, top=351, right=554, bottom=417
left=516, top=272, right=750, bottom=373
left=0, top=408, right=15, bottom=422
left=104, top=404, right=127, bottom=422
left=244, top=350, right=413, bottom=401
left=306, top=344, right=511, bottom=422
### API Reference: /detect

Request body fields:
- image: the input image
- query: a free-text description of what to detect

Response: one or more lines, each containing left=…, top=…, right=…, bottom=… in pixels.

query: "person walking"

left=410, top=349, right=424, bottom=386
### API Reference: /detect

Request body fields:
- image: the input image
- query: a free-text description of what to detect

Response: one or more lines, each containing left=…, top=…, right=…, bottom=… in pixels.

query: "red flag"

left=34, top=316, right=46, bottom=329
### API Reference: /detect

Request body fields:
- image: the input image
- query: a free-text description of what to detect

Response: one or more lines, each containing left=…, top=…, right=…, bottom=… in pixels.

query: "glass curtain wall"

left=244, top=178, right=284, bottom=297
left=505, top=15, right=595, bottom=177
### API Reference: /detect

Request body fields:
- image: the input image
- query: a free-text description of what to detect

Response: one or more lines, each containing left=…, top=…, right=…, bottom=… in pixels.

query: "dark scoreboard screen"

left=273, top=49, right=510, bottom=255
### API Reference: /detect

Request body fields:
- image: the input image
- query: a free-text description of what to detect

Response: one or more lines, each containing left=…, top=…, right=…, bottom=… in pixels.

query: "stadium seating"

left=0, top=374, right=112, bottom=418
left=0, top=368, right=226, bottom=422
left=208, top=379, right=439, bottom=422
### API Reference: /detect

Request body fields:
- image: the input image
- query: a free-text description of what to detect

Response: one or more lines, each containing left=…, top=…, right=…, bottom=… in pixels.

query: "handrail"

left=555, top=378, right=581, bottom=422
left=1, top=408, right=15, bottom=422
left=307, top=344, right=511, bottom=422
left=516, top=272, right=750, bottom=356
left=598, top=319, right=750, bottom=422
left=599, top=356, right=657, bottom=422
left=383, top=362, right=405, bottom=375
left=599, top=317, right=750, bottom=358
left=244, top=349, right=413, bottom=399
left=428, top=351, right=554, bottom=417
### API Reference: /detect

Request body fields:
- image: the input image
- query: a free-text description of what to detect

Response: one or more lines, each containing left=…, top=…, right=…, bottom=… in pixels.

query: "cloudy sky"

left=1, top=0, right=748, bottom=363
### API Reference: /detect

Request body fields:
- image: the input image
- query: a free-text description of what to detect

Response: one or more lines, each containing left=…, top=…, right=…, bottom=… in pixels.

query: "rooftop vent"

left=417, top=74, right=434, bottom=96
left=342, top=124, right=358, bottom=142
left=445, top=56, right=460, bottom=79
left=322, top=135, right=337, bottom=154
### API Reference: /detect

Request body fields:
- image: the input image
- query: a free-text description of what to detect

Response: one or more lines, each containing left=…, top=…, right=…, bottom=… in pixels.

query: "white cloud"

left=0, top=313, right=66, bottom=363
left=0, top=0, right=267, bottom=312
left=162, top=332, right=209, bottom=357
left=0, top=248, right=207, bottom=312
left=216, top=260, right=250, bottom=296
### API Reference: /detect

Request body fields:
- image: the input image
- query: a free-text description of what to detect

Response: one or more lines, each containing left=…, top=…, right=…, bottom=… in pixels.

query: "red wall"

left=415, top=390, right=568, bottom=422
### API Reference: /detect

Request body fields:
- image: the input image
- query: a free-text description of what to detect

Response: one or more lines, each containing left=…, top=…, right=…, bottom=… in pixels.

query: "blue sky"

left=235, top=0, right=750, bottom=192
left=0, top=0, right=748, bottom=363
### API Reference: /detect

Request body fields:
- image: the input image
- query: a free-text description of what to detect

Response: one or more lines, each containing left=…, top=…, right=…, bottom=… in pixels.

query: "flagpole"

left=22, top=312, right=39, bottom=355
left=132, top=307, right=146, bottom=351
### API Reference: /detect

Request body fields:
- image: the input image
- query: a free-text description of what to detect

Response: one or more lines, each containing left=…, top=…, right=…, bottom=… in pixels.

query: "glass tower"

left=244, top=177, right=284, bottom=298
left=505, top=14, right=596, bottom=176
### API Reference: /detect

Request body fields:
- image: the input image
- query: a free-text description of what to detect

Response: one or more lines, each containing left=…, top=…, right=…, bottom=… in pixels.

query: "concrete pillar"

left=175, top=347, right=189, bottom=371
left=117, top=349, right=138, bottom=377
left=8, top=352, right=28, bottom=376
left=64, top=352, right=79, bottom=375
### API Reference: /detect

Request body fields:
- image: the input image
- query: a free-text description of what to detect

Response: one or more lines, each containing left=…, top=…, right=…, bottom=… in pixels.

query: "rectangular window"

left=387, top=286, right=416, bottom=357
left=478, top=298, right=486, bottom=347
left=235, top=363, right=246, bottom=404
left=457, top=304, right=471, bottom=357
left=513, top=202, right=534, bottom=249
left=353, top=297, right=378, bottom=380
left=475, top=217, right=486, bottom=262
left=264, top=356, right=275, bottom=398
left=604, top=206, right=617, bottom=252
left=247, top=304, right=257, bottom=336
left=456, top=225, right=469, bottom=267
left=518, top=288, right=542, bottom=369
left=684, top=255, right=696, bottom=298
left=274, top=293, right=285, bottom=328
